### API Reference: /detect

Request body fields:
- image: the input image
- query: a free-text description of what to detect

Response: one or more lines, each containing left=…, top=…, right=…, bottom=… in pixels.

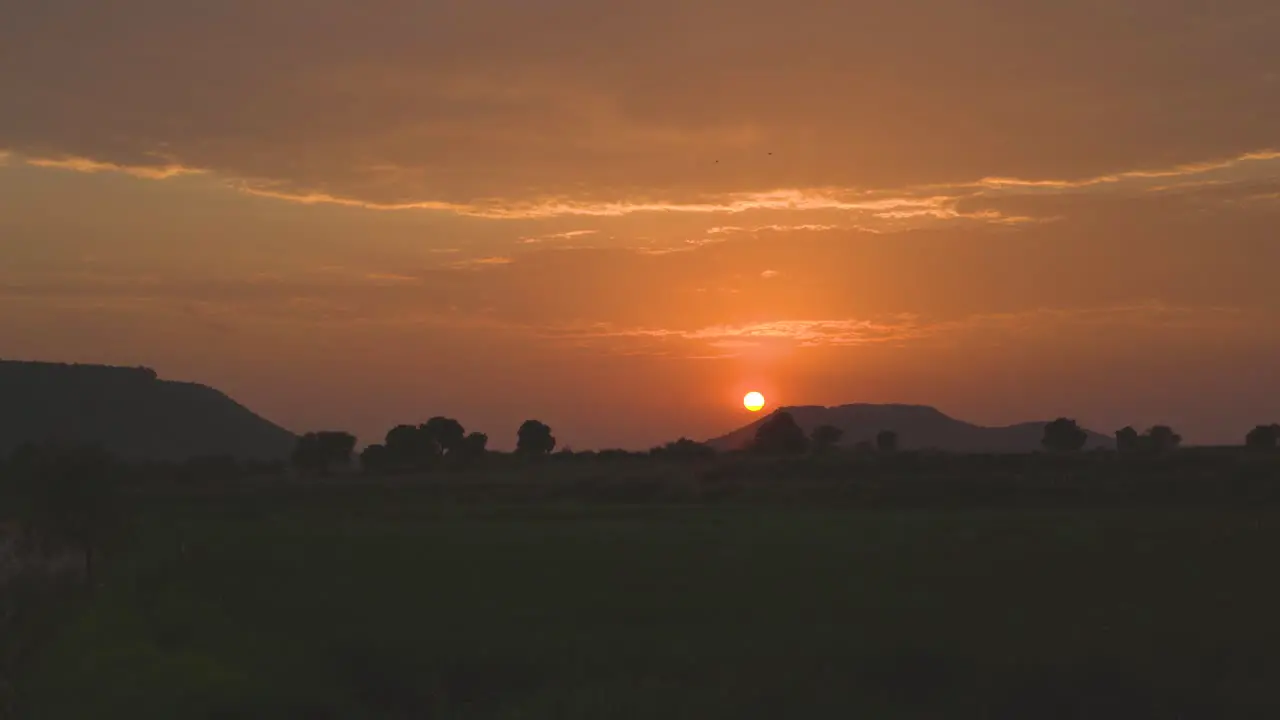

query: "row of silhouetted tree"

left=748, top=413, right=1279, bottom=457
left=748, top=412, right=898, bottom=455
left=1044, top=418, right=1280, bottom=454
left=296, top=413, right=903, bottom=468
left=290, top=418, right=558, bottom=474
left=292, top=413, right=1280, bottom=470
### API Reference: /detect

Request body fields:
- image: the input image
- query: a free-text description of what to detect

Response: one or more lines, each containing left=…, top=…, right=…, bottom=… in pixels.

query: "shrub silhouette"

left=1115, top=426, right=1141, bottom=454
left=1042, top=418, right=1087, bottom=453
left=292, top=431, right=356, bottom=474
left=810, top=425, right=843, bottom=454
left=359, top=444, right=390, bottom=473
left=516, top=421, right=556, bottom=456
left=650, top=437, right=716, bottom=461
left=751, top=411, right=809, bottom=455
left=1116, top=425, right=1183, bottom=455
left=462, top=431, right=488, bottom=452
left=385, top=424, right=430, bottom=468
left=876, top=429, right=899, bottom=453
left=456, top=432, right=489, bottom=464
left=363, top=423, right=481, bottom=473
left=380, top=419, right=468, bottom=469
left=422, top=417, right=466, bottom=456
left=1145, top=425, right=1182, bottom=455
left=1246, top=424, right=1279, bottom=451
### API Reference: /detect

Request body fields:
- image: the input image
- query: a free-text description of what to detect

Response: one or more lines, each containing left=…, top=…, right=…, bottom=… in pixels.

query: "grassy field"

left=14, top=487, right=1280, bottom=718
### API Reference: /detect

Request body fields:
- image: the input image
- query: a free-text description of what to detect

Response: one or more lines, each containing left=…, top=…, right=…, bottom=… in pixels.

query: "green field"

left=14, top=490, right=1280, bottom=718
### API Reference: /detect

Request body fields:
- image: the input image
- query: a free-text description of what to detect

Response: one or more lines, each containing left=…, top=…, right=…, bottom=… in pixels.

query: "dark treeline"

left=1, top=414, right=1277, bottom=522
left=247, top=412, right=1280, bottom=508
left=10, top=413, right=1271, bottom=527
left=2, top=413, right=1276, bottom=490
left=287, top=413, right=1280, bottom=474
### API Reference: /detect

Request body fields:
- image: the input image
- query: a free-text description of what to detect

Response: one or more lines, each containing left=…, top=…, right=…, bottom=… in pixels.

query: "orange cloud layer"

left=23, top=155, right=202, bottom=180
left=544, top=303, right=1256, bottom=357
left=10, top=148, right=1278, bottom=229
left=4, top=1, right=1278, bottom=209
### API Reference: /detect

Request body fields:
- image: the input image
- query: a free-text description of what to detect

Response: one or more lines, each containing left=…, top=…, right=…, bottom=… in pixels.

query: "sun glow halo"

left=743, top=391, right=765, bottom=412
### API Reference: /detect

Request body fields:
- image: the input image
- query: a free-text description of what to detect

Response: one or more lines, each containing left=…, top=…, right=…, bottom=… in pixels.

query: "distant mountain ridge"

left=0, top=360, right=297, bottom=461
left=706, top=403, right=1113, bottom=453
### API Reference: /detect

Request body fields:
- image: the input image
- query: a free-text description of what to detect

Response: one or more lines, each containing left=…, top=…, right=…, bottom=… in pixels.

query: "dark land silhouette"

left=707, top=403, right=1114, bottom=453
left=3, top=361, right=1129, bottom=463
left=2, top=360, right=1279, bottom=718
left=0, top=360, right=297, bottom=462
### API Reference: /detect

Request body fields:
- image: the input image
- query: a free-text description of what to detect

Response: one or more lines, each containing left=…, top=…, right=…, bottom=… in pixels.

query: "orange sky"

left=2, top=0, right=1279, bottom=448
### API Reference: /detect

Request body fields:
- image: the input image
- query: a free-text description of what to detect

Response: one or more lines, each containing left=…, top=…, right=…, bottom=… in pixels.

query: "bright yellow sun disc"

left=743, top=391, right=765, bottom=411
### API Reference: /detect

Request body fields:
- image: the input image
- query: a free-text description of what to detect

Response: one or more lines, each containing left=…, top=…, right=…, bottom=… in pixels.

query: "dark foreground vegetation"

left=3, top=415, right=1280, bottom=719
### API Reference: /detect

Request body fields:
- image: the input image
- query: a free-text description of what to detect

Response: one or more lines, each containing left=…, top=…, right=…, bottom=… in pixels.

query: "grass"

left=13, top=488, right=1280, bottom=718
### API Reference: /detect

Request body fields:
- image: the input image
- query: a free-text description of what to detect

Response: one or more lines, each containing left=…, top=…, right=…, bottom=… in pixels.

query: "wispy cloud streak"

left=543, top=302, right=1253, bottom=355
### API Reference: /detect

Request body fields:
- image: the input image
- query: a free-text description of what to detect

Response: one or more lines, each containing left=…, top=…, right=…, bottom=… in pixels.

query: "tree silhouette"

left=651, top=437, right=716, bottom=461
left=1145, top=425, right=1182, bottom=454
left=292, top=431, right=356, bottom=474
left=1115, top=426, right=1141, bottom=454
left=810, top=425, right=843, bottom=453
left=15, top=444, right=121, bottom=584
left=359, top=443, right=390, bottom=473
left=751, top=411, right=809, bottom=455
left=422, top=417, right=466, bottom=456
left=384, top=424, right=430, bottom=468
left=1246, top=424, right=1280, bottom=450
left=456, top=432, right=489, bottom=463
left=319, top=432, right=356, bottom=469
left=1042, top=418, right=1087, bottom=453
left=516, top=420, right=556, bottom=456
left=290, top=434, right=319, bottom=472
left=876, top=429, right=899, bottom=454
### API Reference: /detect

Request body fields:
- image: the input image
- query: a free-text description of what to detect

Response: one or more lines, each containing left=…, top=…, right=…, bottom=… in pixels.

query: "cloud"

left=22, top=155, right=202, bottom=180
left=2, top=0, right=1278, bottom=211
left=707, top=224, right=840, bottom=235
left=450, top=256, right=515, bottom=269
left=952, top=175, right=1280, bottom=229
left=684, top=318, right=924, bottom=347
left=518, top=229, right=598, bottom=243
left=15, top=142, right=1274, bottom=229
left=7, top=181, right=1278, bottom=342
left=760, top=270, right=779, bottom=279
left=363, top=273, right=421, bottom=283
left=218, top=184, right=1049, bottom=224
left=226, top=183, right=472, bottom=213
left=963, top=151, right=1280, bottom=196
left=545, top=303, right=1258, bottom=357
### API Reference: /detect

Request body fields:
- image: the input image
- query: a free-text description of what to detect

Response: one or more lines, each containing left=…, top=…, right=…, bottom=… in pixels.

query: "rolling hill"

left=0, top=360, right=297, bottom=461
left=706, top=403, right=1114, bottom=453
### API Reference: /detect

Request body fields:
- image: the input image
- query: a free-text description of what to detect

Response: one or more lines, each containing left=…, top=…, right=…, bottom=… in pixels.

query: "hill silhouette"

left=0, top=360, right=297, bottom=461
left=706, top=403, right=1114, bottom=453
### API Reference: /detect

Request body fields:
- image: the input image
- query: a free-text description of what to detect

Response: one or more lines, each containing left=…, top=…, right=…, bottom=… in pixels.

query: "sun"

left=743, top=391, right=765, bottom=412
